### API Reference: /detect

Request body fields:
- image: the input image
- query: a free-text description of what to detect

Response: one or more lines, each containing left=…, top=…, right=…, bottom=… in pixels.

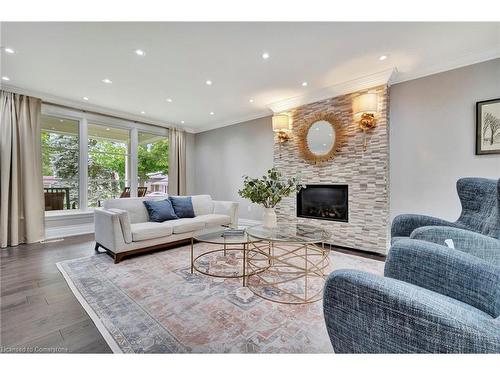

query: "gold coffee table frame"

left=190, top=229, right=266, bottom=285
left=245, top=224, right=331, bottom=304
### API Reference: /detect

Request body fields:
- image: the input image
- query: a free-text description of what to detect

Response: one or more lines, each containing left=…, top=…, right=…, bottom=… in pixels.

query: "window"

left=87, top=124, right=131, bottom=207
left=41, top=105, right=169, bottom=212
left=138, top=132, right=169, bottom=196
left=41, top=115, right=79, bottom=210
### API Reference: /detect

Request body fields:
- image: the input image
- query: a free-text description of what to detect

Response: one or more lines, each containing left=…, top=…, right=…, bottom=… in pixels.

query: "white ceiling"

left=1, top=22, right=499, bottom=132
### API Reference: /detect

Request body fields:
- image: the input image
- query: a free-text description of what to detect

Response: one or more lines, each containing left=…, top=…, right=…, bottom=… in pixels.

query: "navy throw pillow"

left=169, top=196, right=195, bottom=218
left=143, top=199, right=179, bottom=222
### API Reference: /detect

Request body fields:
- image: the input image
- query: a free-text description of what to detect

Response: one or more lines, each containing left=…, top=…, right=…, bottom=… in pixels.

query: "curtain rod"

left=43, top=101, right=171, bottom=130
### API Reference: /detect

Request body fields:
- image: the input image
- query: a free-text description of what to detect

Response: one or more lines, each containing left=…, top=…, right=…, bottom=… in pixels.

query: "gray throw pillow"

left=169, top=196, right=195, bottom=218
left=143, top=199, right=179, bottom=222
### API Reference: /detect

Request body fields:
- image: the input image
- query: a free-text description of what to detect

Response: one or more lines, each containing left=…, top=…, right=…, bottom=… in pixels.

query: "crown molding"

left=0, top=83, right=196, bottom=133
left=193, top=110, right=273, bottom=134
left=267, top=68, right=396, bottom=114
left=390, top=46, right=500, bottom=85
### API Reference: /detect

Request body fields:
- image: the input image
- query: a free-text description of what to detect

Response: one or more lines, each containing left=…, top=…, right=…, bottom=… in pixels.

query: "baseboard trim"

left=45, top=223, right=94, bottom=240
left=327, top=243, right=386, bottom=261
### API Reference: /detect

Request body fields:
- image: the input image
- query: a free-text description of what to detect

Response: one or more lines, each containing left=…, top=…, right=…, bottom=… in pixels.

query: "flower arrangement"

left=238, top=168, right=303, bottom=208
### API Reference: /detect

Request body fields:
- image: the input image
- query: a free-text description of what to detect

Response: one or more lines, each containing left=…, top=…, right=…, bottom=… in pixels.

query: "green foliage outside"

left=138, top=139, right=169, bottom=183
left=42, top=131, right=169, bottom=209
left=238, top=168, right=304, bottom=208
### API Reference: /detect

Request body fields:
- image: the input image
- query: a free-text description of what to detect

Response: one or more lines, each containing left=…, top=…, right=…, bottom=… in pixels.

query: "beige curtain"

left=0, top=91, right=44, bottom=248
left=168, top=127, right=186, bottom=196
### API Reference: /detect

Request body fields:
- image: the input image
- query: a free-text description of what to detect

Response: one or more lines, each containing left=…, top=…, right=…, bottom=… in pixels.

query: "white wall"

left=390, top=58, right=500, bottom=221
left=193, top=116, right=274, bottom=221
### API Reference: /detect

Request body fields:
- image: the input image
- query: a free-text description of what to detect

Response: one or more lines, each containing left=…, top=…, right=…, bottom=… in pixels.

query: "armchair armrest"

left=213, top=200, right=239, bottom=227
left=391, top=214, right=464, bottom=238
left=385, top=239, right=500, bottom=317
left=94, top=208, right=129, bottom=251
left=323, top=269, right=500, bottom=353
left=410, top=226, right=500, bottom=265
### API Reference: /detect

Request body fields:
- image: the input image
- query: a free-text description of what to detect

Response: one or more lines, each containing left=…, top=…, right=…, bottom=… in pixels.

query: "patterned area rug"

left=57, top=243, right=384, bottom=353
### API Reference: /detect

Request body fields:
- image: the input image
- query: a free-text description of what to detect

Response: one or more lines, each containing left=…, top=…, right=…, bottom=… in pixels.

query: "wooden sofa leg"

left=114, top=253, right=124, bottom=264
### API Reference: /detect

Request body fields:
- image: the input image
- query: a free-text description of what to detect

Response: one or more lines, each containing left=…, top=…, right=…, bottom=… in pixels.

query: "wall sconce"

left=352, top=93, right=378, bottom=150
left=272, top=114, right=291, bottom=143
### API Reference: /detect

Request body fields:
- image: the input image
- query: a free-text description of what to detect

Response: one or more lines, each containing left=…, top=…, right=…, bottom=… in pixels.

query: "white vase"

left=263, top=207, right=277, bottom=228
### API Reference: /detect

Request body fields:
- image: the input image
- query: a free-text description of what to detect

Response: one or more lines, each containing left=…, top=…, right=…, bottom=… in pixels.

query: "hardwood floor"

left=1, top=233, right=385, bottom=354
left=0, top=235, right=111, bottom=353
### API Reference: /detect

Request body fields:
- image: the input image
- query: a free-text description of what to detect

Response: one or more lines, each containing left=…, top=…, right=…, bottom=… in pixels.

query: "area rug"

left=57, top=243, right=384, bottom=353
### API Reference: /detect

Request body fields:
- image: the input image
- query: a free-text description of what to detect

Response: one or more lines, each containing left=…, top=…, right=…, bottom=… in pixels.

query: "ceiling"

left=2, top=22, right=499, bottom=132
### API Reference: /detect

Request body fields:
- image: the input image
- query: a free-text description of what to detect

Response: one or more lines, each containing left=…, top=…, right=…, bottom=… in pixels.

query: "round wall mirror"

left=298, top=113, right=344, bottom=163
left=306, top=120, right=335, bottom=155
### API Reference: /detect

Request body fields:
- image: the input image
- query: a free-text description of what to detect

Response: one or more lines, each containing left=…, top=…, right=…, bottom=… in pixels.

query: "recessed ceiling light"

left=82, top=96, right=89, bottom=101
left=166, top=98, right=173, bottom=103
left=262, top=52, right=270, bottom=59
left=102, top=78, right=112, bottom=84
left=59, top=119, right=64, bottom=123
left=105, top=128, right=110, bottom=131
left=181, top=120, right=185, bottom=124
left=302, top=82, right=308, bottom=87
left=140, top=111, right=145, bottom=114
left=3, top=47, right=15, bottom=54
left=1, top=76, right=10, bottom=81
left=135, top=49, right=146, bottom=56
left=379, top=55, right=388, bottom=61
left=205, top=80, right=212, bottom=86
left=209, top=111, right=215, bottom=116
left=249, top=99, right=254, bottom=103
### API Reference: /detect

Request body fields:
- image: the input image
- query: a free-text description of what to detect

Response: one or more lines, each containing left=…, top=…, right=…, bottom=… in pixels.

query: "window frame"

left=41, top=104, right=168, bottom=213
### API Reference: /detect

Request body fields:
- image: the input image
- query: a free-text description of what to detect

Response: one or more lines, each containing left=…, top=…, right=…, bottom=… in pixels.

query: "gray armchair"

left=323, top=239, right=500, bottom=353
left=391, top=178, right=500, bottom=254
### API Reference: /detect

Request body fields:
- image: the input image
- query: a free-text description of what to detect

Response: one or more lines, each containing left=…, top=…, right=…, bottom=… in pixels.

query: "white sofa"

left=94, top=195, right=238, bottom=263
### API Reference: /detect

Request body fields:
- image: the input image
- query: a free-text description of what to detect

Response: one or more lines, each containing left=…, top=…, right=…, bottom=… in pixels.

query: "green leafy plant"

left=238, top=168, right=304, bottom=208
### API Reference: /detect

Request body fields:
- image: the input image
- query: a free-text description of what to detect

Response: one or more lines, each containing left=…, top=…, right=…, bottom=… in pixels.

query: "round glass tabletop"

left=246, top=223, right=331, bottom=243
left=193, top=229, right=259, bottom=245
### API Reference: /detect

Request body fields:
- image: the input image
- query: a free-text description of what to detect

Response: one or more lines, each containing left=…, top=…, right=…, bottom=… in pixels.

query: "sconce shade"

left=353, top=93, right=378, bottom=115
left=272, top=114, right=290, bottom=132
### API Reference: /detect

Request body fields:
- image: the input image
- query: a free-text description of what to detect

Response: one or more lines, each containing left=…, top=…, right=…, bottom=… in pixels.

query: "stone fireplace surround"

left=273, top=85, right=389, bottom=254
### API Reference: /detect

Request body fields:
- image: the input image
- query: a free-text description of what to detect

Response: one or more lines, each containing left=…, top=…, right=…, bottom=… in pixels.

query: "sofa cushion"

left=169, top=196, right=195, bottom=218
left=196, top=214, right=231, bottom=227
left=191, top=195, right=213, bottom=216
left=103, top=197, right=162, bottom=224
left=165, top=218, right=205, bottom=234
left=130, top=222, right=174, bottom=242
left=143, top=199, right=179, bottom=222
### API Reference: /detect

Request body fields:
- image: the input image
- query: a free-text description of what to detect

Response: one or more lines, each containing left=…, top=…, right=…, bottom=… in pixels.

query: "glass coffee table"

left=190, top=228, right=266, bottom=285
left=245, top=223, right=331, bottom=304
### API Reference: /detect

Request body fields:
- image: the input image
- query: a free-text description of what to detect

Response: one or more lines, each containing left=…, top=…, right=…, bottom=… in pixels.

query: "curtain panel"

left=167, top=128, right=186, bottom=196
left=0, top=91, right=44, bottom=248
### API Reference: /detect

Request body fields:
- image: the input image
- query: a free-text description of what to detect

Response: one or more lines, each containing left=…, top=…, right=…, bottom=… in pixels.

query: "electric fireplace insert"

left=296, top=184, right=348, bottom=222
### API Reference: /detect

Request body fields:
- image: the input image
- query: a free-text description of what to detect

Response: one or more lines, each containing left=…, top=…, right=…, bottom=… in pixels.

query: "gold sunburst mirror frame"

left=298, top=113, right=345, bottom=164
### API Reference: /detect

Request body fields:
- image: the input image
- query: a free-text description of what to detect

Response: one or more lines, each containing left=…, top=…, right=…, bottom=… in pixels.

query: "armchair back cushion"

left=456, top=178, right=500, bottom=238
left=385, top=239, right=500, bottom=318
